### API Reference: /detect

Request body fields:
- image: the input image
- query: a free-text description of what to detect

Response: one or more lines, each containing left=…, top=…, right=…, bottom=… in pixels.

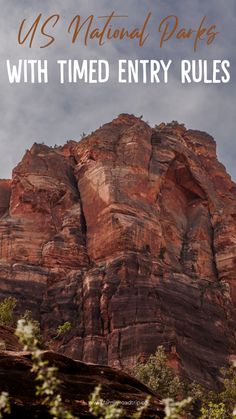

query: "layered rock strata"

left=0, top=115, right=236, bottom=388
left=0, top=349, right=162, bottom=418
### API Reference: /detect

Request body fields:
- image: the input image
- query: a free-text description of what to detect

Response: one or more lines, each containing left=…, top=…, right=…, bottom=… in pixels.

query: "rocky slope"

left=0, top=114, right=235, bottom=388
left=0, top=327, right=163, bottom=418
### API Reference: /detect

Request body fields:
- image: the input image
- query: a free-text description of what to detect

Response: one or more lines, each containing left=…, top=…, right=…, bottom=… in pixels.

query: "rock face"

left=0, top=114, right=236, bottom=388
left=0, top=349, right=163, bottom=418
left=0, top=326, right=22, bottom=351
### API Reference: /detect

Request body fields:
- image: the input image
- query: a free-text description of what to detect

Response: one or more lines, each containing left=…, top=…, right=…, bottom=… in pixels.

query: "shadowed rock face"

left=0, top=114, right=236, bottom=388
left=0, top=345, right=163, bottom=418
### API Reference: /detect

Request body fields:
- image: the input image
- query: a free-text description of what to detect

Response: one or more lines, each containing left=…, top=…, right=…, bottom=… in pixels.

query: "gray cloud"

left=0, top=0, right=235, bottom=180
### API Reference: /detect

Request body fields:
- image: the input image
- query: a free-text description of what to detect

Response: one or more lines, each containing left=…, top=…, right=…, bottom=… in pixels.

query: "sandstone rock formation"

left=0, top=114, right=236, bottom=388
left=0, top=343, right=162, bottom=418
left=0, top=326, right=22, bottom=351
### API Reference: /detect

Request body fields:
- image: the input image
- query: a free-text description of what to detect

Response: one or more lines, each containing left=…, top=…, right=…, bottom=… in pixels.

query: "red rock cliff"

left=0, top=114, right=236, bottom=388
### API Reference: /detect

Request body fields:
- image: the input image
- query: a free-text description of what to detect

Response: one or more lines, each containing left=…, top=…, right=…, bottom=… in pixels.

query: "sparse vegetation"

left=22, top=310, right=42, bottom=345
left=12, top=319, right=194, bottom=419
left=80, top=132, right=87, bottom=139
left=0, top=392, right=10, bottom=418
left=89, top=387, right=151, bottom=419
left=0, top=297, right=17, bottom=327
left=89, top=385, right=124, bottom=419
left=56, top=321, right=72, bottom=337
left=0, top=310, right=235, bottom=419
left=164, top=397, right=192, bottom=419
left=15, top=318, right=77, bottom=419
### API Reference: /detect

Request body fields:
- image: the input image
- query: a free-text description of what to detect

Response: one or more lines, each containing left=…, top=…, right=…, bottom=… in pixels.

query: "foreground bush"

left=0, top=393, right=10, bottom=419
left=16, top=318, right=77, bottom=419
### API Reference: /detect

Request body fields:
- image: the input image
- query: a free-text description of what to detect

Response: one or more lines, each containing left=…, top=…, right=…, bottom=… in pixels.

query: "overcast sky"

left=0, top=0, right=235, bottom=180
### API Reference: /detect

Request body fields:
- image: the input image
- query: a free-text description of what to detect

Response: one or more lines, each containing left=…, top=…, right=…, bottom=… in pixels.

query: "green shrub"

left=56, top=322, right=72, bottom=337
left=0, top=297, right=17, bottom=327
left=199, top=402, right=227, bottom=419
left=133, top=346, right=184, bottom=399
left=196, top=363, right=236, bottom=419
left=220, top=364, right=236, bottom=415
